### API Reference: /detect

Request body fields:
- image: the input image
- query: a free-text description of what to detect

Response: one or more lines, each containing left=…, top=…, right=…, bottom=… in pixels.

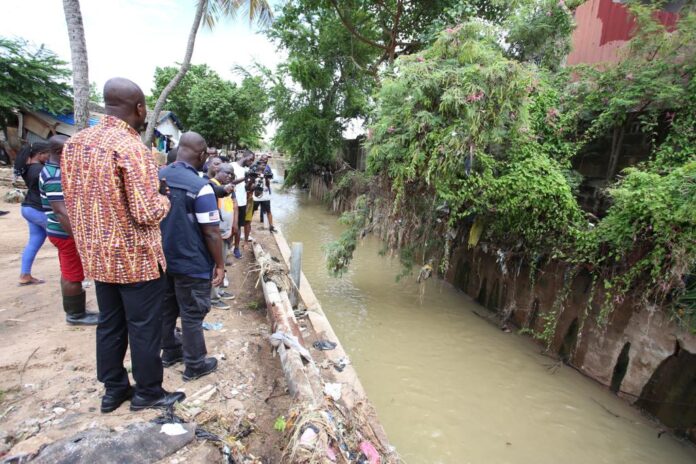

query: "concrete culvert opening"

left=454, top=260, right=470, bottom=290
left=637, top=341, right=696, bottom=436
left=559, top=318, right=579, bottom=363
left=488, top=279, right=500, bottom=312
left=477, top=278, right=487, bottom=306
left=528, top=299, right=540, bottom=329
left=610, top=342, right=631, bottom=393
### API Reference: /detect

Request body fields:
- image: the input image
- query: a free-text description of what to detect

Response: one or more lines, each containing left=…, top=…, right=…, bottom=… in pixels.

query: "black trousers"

left=95, top=275, right=166, bottom=400
left=161, top=273, right=211, bottom=370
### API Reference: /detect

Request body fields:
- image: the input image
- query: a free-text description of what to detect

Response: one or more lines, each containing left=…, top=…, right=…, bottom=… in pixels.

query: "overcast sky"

left=3, top=0, right=283, bottom=136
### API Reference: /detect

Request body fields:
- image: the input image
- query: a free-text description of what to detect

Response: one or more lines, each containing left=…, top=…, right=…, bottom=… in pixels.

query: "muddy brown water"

left=269, top=185, right=696, bottom=464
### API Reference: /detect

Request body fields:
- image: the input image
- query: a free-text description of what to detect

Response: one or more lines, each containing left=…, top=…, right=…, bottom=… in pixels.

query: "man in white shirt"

left=230, top=151, right=255, bottom=259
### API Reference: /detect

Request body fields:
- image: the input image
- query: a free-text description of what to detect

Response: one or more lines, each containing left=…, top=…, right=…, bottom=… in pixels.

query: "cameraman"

left=252, top=155, right=276, bottom=233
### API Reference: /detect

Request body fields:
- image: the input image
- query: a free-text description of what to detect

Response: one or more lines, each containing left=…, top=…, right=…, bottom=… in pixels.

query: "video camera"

left=246, top=162, right=273, bottom=199
left=246, top=162, right=273, bottom=180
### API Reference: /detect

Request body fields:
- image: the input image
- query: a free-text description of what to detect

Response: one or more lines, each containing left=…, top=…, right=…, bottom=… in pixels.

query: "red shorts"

left=48, top=236, right=85, bottom=283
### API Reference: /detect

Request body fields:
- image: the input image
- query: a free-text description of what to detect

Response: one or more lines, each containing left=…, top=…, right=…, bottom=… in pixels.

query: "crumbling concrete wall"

left=446, top=245, right=696, bottom=440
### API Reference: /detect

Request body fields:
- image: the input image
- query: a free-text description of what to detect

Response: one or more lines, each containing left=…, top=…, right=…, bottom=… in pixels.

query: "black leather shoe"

left=129, top=390, right=186, bottom=411
left=101, top=386, right=133, bottom=413
left=183, top=357, right=218, bottom=381
left=162, top=350, right=184, bottom=367
left=66, top=310, right=99, bottom=326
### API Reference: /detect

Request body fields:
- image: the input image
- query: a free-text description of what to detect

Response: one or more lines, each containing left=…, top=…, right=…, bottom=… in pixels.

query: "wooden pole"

left=252, top=241, right=321, bottom=405
left=290, top=242, right=303, bottom=306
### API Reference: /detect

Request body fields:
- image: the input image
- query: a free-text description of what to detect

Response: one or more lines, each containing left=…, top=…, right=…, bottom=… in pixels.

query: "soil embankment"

left=0, top=182, right=291, bottom=462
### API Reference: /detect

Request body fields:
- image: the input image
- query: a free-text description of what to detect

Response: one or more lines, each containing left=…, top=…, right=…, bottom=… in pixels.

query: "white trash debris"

left=160, top=423, right=188, bottom=436
left=323, top=383, right=342, bottom=401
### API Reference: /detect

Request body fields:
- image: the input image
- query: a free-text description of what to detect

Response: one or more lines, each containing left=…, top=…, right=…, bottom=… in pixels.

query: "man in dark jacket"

left=159, top=131, right=225, bottom=381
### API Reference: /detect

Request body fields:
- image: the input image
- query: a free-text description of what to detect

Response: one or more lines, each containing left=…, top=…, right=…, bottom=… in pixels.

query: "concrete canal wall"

left=252, top=227, right=397, bottom=462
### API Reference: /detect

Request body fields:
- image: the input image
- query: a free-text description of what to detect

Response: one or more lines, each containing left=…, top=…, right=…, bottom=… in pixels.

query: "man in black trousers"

left=62, top=77, right=185, bottom=413
left=159, top=131, right=225, bottom=381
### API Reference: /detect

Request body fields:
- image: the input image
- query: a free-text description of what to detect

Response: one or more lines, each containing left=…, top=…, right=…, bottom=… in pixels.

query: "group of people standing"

left=14, top=77, right=276, bottom=413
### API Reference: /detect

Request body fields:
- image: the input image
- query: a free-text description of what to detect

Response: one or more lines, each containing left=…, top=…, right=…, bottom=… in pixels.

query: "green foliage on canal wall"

left=330, top=2, right=696, bottom=331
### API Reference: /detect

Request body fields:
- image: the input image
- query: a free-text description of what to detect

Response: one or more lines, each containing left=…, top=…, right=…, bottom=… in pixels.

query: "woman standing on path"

left=17, top=142, right=50, bottom=285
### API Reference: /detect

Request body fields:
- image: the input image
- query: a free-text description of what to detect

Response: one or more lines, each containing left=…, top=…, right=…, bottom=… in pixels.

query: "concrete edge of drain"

left=270, top=226, right=393, bottom=451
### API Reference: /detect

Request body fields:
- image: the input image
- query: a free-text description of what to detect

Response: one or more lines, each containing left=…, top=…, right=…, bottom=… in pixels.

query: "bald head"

left=177, top=132, right=208, bottom=170
left=103, top=78, right=147, bottom=131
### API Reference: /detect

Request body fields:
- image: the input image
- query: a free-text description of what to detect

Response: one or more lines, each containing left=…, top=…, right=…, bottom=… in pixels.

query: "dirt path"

left=0, top=184, right=292, bottom=463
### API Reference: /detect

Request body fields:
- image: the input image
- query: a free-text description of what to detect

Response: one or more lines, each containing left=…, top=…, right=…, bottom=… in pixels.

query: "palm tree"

left=144, top=0, right=272, bottom=147
left=63, top=0, right=90, bottom=130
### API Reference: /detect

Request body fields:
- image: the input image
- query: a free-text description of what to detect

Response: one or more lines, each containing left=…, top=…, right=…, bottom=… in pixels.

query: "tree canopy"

left=264, top=0, right=563, bottom=186
left=150, top=64, right=268, bottom=148
left=0, top=37, right=72, bottom=126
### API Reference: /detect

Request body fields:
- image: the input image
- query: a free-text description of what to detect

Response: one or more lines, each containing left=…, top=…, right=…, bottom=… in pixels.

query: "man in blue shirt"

left=159, top=132, right=224, bottom=381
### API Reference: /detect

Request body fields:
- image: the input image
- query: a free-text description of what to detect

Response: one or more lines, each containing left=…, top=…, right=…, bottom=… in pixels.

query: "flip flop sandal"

left=18, top=279, right=46, bottom=286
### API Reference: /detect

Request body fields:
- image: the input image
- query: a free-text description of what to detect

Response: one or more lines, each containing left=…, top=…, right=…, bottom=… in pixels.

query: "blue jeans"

left=21, top=206, right=47, bottom=275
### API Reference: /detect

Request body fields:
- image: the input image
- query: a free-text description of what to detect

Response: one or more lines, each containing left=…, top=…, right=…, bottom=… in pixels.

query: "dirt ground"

left=0, top=182, right=293, bottom=463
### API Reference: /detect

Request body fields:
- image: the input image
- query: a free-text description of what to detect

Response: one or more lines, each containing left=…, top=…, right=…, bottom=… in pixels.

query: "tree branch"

left=329, top=0, right=388, bottom=51
left=387, top=0, right=404, bottom=62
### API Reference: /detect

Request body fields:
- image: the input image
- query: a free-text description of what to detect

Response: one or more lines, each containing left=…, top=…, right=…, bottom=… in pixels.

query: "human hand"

left=159, top=178, right=170, bottom=196
left=212, top=266, right=225, bottom=287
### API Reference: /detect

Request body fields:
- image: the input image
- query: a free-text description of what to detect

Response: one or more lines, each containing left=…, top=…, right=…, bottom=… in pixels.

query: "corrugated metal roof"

left=43, top=111, right=101, bottom=127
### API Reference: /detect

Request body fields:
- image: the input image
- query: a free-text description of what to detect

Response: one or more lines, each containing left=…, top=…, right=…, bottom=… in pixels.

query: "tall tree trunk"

left=63, top=0, right=90, bottom=131
left=144, top=0, right=207, bottom=147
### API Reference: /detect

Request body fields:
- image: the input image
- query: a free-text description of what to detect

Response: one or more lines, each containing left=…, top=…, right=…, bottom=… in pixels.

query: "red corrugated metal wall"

left=567, top=0, right=679, bottom=66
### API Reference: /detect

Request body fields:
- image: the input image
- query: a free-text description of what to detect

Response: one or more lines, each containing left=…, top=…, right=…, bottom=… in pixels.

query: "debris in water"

left=417, top=261, right=433, bottom=284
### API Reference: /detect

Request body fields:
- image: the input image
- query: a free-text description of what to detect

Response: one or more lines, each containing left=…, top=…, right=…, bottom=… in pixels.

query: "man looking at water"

left=39, top=135, right=98, bottom=326
left=159, top=131, right=223, bottom=381
left=62, top=77, right=184, bottom=413
left=230, top=151, right=255, bottom=259
left=209, top=163, right=237, bottom=308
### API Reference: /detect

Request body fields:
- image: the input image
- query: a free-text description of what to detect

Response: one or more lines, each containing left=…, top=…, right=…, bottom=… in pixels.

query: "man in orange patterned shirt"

left=62, top=78, right=185, bottom=413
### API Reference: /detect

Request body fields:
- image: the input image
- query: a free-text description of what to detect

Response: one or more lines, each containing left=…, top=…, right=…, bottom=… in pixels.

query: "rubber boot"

left=64, top=292, right=99, bottom=326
